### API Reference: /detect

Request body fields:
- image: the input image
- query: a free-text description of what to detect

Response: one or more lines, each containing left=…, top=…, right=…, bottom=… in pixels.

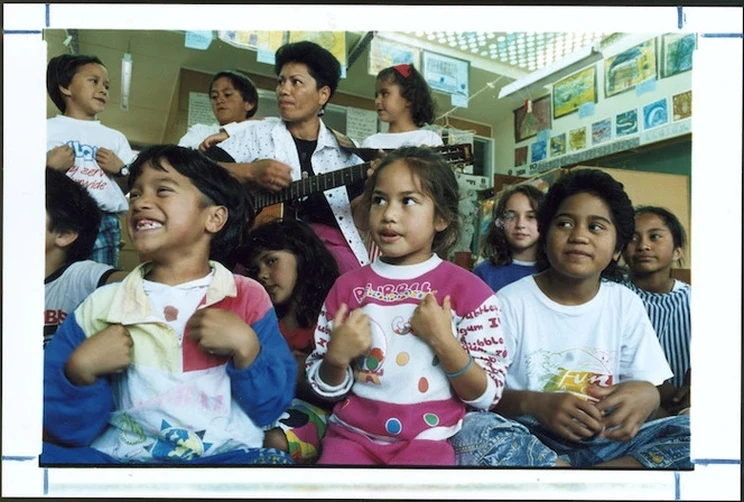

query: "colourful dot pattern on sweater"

left=418, top=377, right=429, bottom=393
left=423, top=413, right=439, bottom=427
left=385, top=418, right=402, bottom=435
left=396, top=352, right=410, bottom=366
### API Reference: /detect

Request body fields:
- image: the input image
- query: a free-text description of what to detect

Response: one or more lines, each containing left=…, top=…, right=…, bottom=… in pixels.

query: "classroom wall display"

left=217, top=31, right=286, bottom=52
left=514, top=145, right=528, bottom=167
left=661, top=33, right=695, bottom=78
left=368, top=37, right=420, bottom=77
left=643, top=98, right=669, bottom=130
left=550, top=133, right=566, bottom=157
left=552, top=66, right=597, bottom=119
left=568, top=127, right=587, bottom=151
left=422, top=50, right=470, bottom=99
left=531, top=140, right=547, bottom=162
left=604, top=38, right=657, bottom=98
left=615, top=109, right=639, bottom=137
left=672, top=90, right=692, bottom=121
left=289, top=31, right=347, bottom=66
left=513, top=95, right=552, bottom=142
left=591, top=118, right=612, bottom=145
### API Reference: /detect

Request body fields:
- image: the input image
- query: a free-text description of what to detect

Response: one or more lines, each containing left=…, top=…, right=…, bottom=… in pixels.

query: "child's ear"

left=55, top=229, right=79, bottom=248
left=672, top=247, right=683, bottom=261
left=205, top=205, right=228, bottom=234
left=434, top=215, right=449, bottom=233
left=58, top=84, right=73, bottom=99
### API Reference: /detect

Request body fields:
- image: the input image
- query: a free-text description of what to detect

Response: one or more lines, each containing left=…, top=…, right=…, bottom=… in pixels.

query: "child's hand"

left=410, top=294, right=453, bottom=347
left=46, top=145, right=75, bottom=171
left=588, top=381, right=660, bottom=442
left=325, top=303, right=371, bottom=369
left=65, top=324, right=133, bottom=386
left=95, top=147, right=125, bottom=175
left=532, top=392, right=604, bottom=442
left=186, top=308, right=260, bottom=369
left=199, top=131, right=229, bottom=151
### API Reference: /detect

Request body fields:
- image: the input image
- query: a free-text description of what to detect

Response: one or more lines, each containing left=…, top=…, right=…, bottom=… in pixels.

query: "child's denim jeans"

left=452, top=411, right=691, bottom=469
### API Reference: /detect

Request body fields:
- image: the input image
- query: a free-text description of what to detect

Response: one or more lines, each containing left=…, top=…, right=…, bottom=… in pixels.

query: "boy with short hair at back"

left=46, top=54, right=136, bottom=267
left=42, top=145, right=297, bottom=465
left=45, top=168, right=129, bottom=347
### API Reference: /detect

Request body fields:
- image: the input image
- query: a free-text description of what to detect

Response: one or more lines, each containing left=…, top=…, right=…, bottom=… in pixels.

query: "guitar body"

left=252, top=203, right=284, bottom=228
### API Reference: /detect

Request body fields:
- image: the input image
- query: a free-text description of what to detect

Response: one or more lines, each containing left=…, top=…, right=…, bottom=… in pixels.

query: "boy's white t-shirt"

left=47, top=115, right=135, bottom=214
left=498, top=276, right=672, bottom=400
left=361, top=129, right=443, bottom=149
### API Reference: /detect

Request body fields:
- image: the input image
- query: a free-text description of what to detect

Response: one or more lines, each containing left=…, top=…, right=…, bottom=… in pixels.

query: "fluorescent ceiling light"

left=120, top=52, right=132, bottom=111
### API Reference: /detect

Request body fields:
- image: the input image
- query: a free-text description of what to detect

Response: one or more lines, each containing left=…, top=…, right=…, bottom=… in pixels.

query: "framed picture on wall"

left=513, top=95, right=551, bottom=142
left=661, top=33, right=695, bottom=78
left=368, top=36, right=420, bottom=76
left=422, top=50, right=469, bottom=98
left=552, top=66, right=597, bottom=119
left=604, top=38, right=657, bottom=97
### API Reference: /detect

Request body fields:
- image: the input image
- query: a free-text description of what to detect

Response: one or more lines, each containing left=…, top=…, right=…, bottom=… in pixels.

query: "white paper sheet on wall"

left=187, top=92, right=215, bottom=127
left=345, top=107, right=378, bottom=145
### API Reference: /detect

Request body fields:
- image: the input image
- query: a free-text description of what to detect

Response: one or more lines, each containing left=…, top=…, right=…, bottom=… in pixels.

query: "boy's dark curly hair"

left=46, top=167, right=102, bottom=263
left=46, top=54, right=105, bottom=113
left=376, top=64, right=437, bottom=127
left=482, top=184, right=545, bottom=266
left=274, top=41, right=341, bottom=112
left=361, top=145, right=460, bottom=258
left=535, top=168, right=635, bottom=282
left=238, top=219, right=340, bottom=329
left=127, top=145, right=252, bottom=264
left=210, top=70, right=259, bottom=119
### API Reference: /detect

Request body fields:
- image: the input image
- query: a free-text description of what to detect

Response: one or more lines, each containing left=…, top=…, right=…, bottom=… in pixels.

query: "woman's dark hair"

left=376, top=64, right=437, bottom=127
left=536, top=168, right=635, bottom=282
left=46, top=54, right=105, bottom=113
left=274, top=41, right=341, bottom=111
left=482, top=184, right=545, bottom=266
left=127, top=145, right=252, bottom=264
left=238, top=219, right=339, bottom=329
left=634, top=205, right=687, bottom=266
left=362, top=145, right=460, bottom=258
left=46, top=167, right=102, bottom=263
left=210, top=70, right=259, bottom=119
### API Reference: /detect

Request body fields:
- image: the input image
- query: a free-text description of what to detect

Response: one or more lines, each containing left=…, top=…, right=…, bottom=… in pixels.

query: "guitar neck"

left=252, top=162, right=371, bottom=211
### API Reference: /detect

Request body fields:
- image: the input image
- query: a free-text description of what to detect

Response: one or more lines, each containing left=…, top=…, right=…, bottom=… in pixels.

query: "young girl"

left=473, top=184, right=545, bottom=292
left=306, top=146, right=509, bottom=466
left=623, top=206, right=691, bottom=417
left=452, top=168, right=691, bottom=469
left=361, top=64, right=442, bottom=149
left=237, top=219, right=339, bottom=464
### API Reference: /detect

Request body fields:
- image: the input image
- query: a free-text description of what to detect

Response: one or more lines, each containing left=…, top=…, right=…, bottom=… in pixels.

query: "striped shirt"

left=624, top=280, right=691, bottom=387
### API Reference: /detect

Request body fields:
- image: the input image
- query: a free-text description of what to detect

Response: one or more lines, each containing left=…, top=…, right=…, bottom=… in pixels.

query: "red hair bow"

left=392, top=64, right=412, bottom=78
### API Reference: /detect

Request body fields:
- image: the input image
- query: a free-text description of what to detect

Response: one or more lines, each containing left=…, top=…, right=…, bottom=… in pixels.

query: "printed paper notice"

left=188, top=92, right=215, bottom=127
left=346, top=108, right=378, bottom=145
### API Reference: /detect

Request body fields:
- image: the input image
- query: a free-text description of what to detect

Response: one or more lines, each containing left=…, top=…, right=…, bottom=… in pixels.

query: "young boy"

left=452, top=169, right=691, bottom=469
left=45, top=168, right=128, bottom=346
left=46, top=54, right=136, bottom=267
left=42, top=146, right=297, bottom=465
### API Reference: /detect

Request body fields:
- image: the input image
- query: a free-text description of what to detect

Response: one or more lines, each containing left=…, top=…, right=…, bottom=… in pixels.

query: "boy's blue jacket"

left=43, top=261, right=296, bottom=462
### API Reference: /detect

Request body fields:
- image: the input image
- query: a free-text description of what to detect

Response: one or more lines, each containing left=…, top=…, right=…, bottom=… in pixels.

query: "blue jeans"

left=452, top=412, right=691, bottom=469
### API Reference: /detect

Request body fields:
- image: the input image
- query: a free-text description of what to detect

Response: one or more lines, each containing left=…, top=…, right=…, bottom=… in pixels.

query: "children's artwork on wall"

left=514, top=146, right=528, bottom=167
left=550, top=133, right=566, bottom=157
left=367, top=37, right=421, bottom=76
left=643, top=98, right=669, bottom=130
left=591, top=118, right=612, bottom=145
left=531, top=140, right=547, bottom=162
left=568, top=127, right=587, bottom=151
left=661, top=33, right=695, bottom=78
left=615, top=109, right=639, bottom=137
left=672, top=90, right=692, bottom=121
left=552, top=66, right=597, bottom=119
left=604, top=38, right=657, bottom=97
left=513, top=95, right=551, bottom=142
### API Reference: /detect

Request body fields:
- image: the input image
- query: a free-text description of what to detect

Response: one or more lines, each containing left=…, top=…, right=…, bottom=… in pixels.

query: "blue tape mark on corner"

left=677, top=6, right=684, bottom=29
left=3, top=30, right=43, bottom=34
left=674, top=472, right=680, bottom=500
left=46, top=3, right=50, bottom=27
left=692, top=458, right=741, bottom=465
left=44, top=468, right=49, bottom=495
left=701, top=33, right=743, bottom=38
left=1, top=456, right=36, bottom=461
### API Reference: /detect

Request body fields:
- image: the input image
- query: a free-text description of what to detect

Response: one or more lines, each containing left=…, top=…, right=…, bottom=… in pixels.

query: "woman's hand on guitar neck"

left=249, top=159, right=293, bottom=191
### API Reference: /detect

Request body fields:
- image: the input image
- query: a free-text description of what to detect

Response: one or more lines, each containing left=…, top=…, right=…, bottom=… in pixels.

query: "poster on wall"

left=591, top=118, right=612, bottom=145
left=604, top=38, right=657, bottom=97
left=513, top=95, right=551, bottom=142
left=422, top=50, right=469, bottom=99
left=615, top=109, right=639, bottom=137
left=568, top=127, right=587, bottom=151
left=514, top=145, right=528, bottom=167
left=661, top=33, right=695, bottom=78
left=643, top=98, right=669, bottom=129
left=531, top=140, right=547, bottom=162
left=672, top=90, right=692, bottom=121
left=217, top=31, right=286, bottom=52
left=289, top=31, right=347, bottom=66
left=550, top=133, right=566, bottom=157
left=367, top=37, right=420, bottom=76
left=552, top=66, right=597, bottom=119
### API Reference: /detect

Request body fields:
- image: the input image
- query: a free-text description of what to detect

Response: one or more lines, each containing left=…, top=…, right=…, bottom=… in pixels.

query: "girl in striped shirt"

left=624, top=206, right=691, bottom=416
